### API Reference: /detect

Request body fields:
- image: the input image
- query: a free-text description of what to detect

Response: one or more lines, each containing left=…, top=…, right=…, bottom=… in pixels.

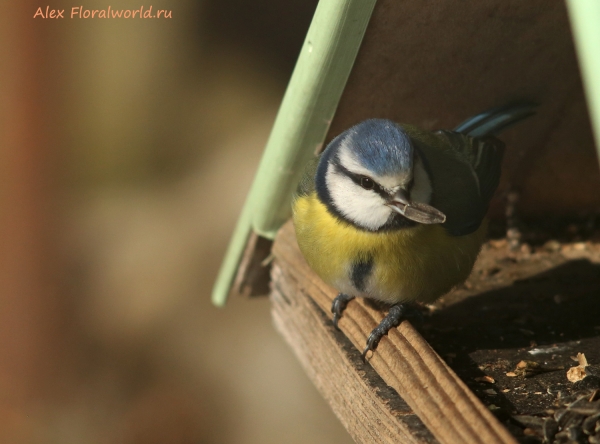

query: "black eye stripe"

left=334, top=164, right=391, bottom=198
left=344, top=169, right=379, bottom=191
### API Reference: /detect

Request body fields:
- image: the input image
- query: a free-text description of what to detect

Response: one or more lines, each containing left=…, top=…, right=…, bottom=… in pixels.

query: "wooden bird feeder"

left=213, top=1, right=600, bottom=443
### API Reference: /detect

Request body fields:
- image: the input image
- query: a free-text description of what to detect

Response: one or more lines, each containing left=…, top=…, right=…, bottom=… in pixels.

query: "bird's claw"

left=331, top=297, right=411, bottom=361
left=361, top=332, right=382, bottom=361
left=331, top=293, right=355, bottom=330
left=361, top=304, right=407, bottom=362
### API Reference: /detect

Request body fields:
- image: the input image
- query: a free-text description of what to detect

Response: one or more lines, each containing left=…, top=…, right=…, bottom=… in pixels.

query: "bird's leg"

left=361, top=303, right=408, bottom=361
left=331, top=293, right=355, bottom=330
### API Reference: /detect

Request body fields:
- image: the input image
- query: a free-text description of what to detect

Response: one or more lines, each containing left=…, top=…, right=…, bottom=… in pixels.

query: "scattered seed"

left=510, top=360, right=552, bottom=378
left=556, top=409, right=585, bottom=430
left=475, top=376, right=495, bottom=384
left=513, top=415, right=545, bottom=428
left=582, top=412, right=600, bottom=435
left=567, top=425, right=584, bottom=441
left=522, top=427, right=536, bottom=436
left=567, top=353, right=589, bottom=383
left=489, top=239, right=507, bottom=249
left=542, top=418, right=558, bottom=442
left=543, top=240, right=561, bottom=252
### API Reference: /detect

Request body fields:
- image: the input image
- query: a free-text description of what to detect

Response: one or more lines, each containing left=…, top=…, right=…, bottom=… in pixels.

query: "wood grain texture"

left=271, top=221, right=517, bottom=444
left=271, top=263, right=436, bottom=444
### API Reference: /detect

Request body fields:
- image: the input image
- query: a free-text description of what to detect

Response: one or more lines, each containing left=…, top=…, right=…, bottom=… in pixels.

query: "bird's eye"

left=360, top=177, right=374, bottom=190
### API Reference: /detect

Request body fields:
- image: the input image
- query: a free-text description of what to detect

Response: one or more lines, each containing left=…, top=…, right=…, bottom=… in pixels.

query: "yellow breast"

left=292, top=192, right=487, bottom=304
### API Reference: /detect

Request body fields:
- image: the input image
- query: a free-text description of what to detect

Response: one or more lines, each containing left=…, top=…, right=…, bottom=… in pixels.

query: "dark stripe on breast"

left=351, top=256, right=374, bottom=292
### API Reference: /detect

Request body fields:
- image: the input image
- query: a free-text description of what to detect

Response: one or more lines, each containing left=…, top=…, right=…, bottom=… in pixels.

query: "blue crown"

left=343, top=119, right=413, bottom=176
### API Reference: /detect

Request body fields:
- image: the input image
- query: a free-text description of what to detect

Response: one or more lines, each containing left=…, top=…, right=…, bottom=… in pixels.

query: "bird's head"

left=315, top=119, right=446, bottom=231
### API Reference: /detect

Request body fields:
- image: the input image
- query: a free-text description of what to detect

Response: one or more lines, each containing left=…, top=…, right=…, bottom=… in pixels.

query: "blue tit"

left=292, top=103, right=536, bottom=359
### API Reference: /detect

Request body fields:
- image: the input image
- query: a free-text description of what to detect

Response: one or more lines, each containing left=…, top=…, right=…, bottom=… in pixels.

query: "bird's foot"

left=331, top=293, right=355, bottom=330
left=361, top=303, right=408, bottom=361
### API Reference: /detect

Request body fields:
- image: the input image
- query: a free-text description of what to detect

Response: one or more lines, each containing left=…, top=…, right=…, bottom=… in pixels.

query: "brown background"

left=1, top=0, right=356, bottom=443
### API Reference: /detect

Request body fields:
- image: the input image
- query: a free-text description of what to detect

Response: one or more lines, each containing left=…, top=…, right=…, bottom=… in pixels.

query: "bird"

left=292, top=103, right=536, bottom=360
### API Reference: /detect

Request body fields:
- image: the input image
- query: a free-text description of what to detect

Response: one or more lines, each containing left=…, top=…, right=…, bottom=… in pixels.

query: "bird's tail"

left=454, top=102, right=538, bottom=138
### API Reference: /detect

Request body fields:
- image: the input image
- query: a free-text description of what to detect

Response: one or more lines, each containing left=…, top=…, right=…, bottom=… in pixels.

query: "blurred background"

left=1, top=0, right=355, bottom=442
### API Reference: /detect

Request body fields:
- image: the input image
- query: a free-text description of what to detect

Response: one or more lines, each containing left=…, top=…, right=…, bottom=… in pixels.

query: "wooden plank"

left=229, top=231, right=272, bottom=298
left=272, top=221, right=517, bottom=444
left=271, top=262, right=436, bottom=444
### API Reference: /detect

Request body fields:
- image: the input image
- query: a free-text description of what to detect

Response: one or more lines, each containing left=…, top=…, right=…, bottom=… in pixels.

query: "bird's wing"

left=410, top=129, right=504, bottom=236
left=295, top=155, right=320, bottom=198
left=435, top=130, right=505, bottom=207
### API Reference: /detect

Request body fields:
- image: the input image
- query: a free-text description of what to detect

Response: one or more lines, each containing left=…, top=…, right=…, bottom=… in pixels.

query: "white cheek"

left=410, top=158, right=433, bottom=204
left=326, top=168, right=392, bottom=230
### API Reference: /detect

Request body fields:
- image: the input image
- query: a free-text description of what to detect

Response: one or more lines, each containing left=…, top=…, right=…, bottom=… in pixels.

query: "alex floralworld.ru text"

left=33, top=6, right=172, bottom=19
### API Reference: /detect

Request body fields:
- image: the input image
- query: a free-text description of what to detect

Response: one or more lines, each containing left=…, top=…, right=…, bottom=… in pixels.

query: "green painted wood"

left=211, top=199, right=253, bottom=306
left=212, top=0, right=378, bottom=306
left=251, top=0, right=378, bottom=238
left=566, top=0, right=600, bottom=168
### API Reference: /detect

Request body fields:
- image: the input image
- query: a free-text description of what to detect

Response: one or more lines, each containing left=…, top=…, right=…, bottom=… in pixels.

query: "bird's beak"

left=387, top=189, right=447, bottom=225
left=392, top=188, right=410, bottom=206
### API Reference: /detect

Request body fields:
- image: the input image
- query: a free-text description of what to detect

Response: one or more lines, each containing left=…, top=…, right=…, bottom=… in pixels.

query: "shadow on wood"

left=421, top=257, right=600, bottom=419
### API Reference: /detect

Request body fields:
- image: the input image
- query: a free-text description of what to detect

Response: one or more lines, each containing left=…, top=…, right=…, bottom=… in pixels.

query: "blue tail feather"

left=454, top=102, right=538, bottom=137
